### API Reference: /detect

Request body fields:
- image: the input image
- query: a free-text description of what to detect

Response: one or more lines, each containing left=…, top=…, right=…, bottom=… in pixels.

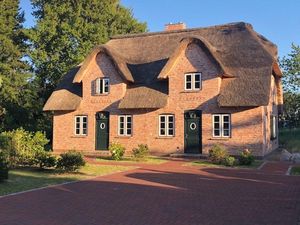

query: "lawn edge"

left=0, top=166, right=137, bottom=199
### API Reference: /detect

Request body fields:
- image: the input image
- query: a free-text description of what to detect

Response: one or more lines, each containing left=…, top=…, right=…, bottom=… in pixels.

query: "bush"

left=57, top=151, right=85, bottom=172
left=0, top=150, right=10, bottom=181
left=35, top=150, right=57, bottom=169
left=109, top=142, right=125, bottom=161
left=239, top=149, right=255, bottom=165
left=132, top=144, right=149, bottom=159
left=0, top=128, right=49, bottom=167
left=222, top=156, right=236, bottom=167
left=208, top=144, right=228, bottom=164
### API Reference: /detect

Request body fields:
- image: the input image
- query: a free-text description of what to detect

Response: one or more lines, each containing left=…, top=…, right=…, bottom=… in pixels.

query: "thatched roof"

left=43, top=66, right=82, bottom=111
left=44, top=22, right=282, bottom=111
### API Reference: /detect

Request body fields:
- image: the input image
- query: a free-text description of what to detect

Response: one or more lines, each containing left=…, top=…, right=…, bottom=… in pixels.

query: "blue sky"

left=20, top=0, right=299, bottom=57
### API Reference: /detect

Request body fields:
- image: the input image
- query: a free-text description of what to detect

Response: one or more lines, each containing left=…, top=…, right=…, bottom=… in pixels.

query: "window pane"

left=168, top=128, right=174, bottom=136
left=104, top=79, right=109, bottom=93
left=76, top=128, right=80, bottom=135
left=160, top=116, right=165, bottom=122
left=195, top=81, right=200, bottom=89
left=100, top=79, right=103, bottom=93
left=82, top=128, right=87, bottom=135
left=127, top=116, right=132, bottom=123
left=223, top=129, right=229, bottom=137
left=76, top=117, right=80, bottom=123
left=223, top=116, right=229, bottom=122
left=214, top=122, right=220, bottom=129
left=186, top=75, right=192, bottom=82
left=127, top=127, right=132, bottom=135
left=223, top=122, right=229, bottom=129
left=168, top=116, right=174, bottom=122
left=119, top=128, right=124, bottom=135
left=214, top=129, right=220, bottom=136
left=186, top=82, right=192, bottom=90
left=214, top=115, right=220, bottom=122
left=82, top=117, right=87, bottom=123
left=195, top=74, right=200, bottom=82
left=160, top=128, right=165, bottom=136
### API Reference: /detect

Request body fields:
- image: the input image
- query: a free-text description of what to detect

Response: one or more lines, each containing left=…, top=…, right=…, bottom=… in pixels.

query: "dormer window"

left=185, top=73, right=201, bottom=91
left=95, top=78, right=109, bottom=94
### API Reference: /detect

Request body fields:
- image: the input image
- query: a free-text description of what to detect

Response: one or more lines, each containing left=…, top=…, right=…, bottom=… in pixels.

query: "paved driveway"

left=0, top=160, right=300, bottom=225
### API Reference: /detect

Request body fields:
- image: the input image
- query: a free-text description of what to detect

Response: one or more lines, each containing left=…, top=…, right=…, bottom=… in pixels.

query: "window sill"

left=71, top=135, right=88, bottom=138
left=180, top=90, right=201, bottom=93
left=209, top=137, right=230, bottom=141
left=115, top=136, right=132, bottom=139
left=93, top=93, right=109, bottom=96
left=156, top=136, right=175, bottom=139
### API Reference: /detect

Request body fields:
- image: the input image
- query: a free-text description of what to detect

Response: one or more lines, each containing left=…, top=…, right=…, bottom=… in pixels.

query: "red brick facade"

left=52, top=43, right=279, bottom=157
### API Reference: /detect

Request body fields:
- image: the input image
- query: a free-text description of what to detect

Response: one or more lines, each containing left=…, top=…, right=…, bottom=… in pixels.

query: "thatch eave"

left=157, top=37, right=233, bottom=80
left=72, top=45, right=134, bottom=83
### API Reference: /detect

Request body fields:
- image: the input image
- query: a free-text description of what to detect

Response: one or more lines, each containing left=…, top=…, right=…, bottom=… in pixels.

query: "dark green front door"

left=184, top=110, right=202, bottom=154
left=96, top=112, right=109, bottom=150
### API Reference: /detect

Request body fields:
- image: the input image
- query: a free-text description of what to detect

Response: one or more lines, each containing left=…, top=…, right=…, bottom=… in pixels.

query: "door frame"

left=184, top=110, right=202, bottom=154
left=95, top=111, right=110, bottom=150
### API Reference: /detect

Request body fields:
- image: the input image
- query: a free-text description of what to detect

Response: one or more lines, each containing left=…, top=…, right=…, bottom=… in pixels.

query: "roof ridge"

left=110, top=22, right=251, bottom=40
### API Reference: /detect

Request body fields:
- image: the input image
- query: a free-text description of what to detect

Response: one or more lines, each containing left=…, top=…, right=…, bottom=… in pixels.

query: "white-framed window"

left=270, top=115, right=277, bottom=140
left=159, top=115, right=175, bottom=136
left=118, top=115, right=132, bottom=136
left=212, top=114, right=231, bottom=138
left=185, top=73, right=201, bottom=91
left=95, top=78, right=109, bottom=94
left=75, top=115, right=88, bottom=135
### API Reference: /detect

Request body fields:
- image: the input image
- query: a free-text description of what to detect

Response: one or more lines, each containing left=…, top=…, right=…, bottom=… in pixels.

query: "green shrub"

left=109, top=142, right=125, bottom=161
left=208, top=144, right=228, bottom=164
left=0, top=128, right=49, bottom=167
left=57, top=151, right=86, bottom=172
left=239, top=149, right=255, bottom=165
left=35, top=150, right=57, bottom=169
left=132, top=144, right=149, bottom=159
left=222, top=156, right=236, bottom=167
left=0, top=150, right=10, bottom=181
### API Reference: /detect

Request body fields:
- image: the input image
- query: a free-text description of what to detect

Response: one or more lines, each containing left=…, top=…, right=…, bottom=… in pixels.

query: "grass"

left=279, top=128, right=300, bottom=153
left=95, top=156, right=167, bottom=164
left=290, top=166, right=300, bottom=175
left=188, top=160, right=264, bottom=169
left=0, top=164, right=133, bottom=196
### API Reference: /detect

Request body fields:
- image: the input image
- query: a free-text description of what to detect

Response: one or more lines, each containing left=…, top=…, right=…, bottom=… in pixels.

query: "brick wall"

left=53, top=43, right=270, bottom=156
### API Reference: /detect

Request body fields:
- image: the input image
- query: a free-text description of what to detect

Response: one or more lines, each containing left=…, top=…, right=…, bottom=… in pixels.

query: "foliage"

left=57, top=151, right=86, bottom=172
left=109, top=142, right=125, bottom=160
left=222, top=156, right=236, bottom=167
left=279, top=128, right=300, bottom=153
left=132, top=144, right=149, bottom=159
left=0, top=128, right=49, bottom=167
left=208, top=144, right=228, bottom=164
left=24, top=0, right=147, bottom=136
left=238, top=149, right=255, bottom=166
left=279, top=44, right=300, bottom=128
left=0, top=0, right=32, bottom=131
left=0, top=150, right=10, bottom=181
left=35, top=150, right=57, bottom=169
left=290, top=166, right=300, bottom=175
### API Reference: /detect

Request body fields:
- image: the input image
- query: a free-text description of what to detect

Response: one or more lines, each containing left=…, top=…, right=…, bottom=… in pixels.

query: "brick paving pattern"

left=0, top=160, right=299, bottom=225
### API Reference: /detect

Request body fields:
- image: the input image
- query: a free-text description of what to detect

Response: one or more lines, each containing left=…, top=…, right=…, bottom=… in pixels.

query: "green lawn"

left=0, top=164, right=133, bottom=196
left=188, top=160, right=264, bottom=169
left=96, top=156, right=168, bottom=164
left=290, top=166, right=300, bottom=175
left=279, top=128, right=300, bottom=153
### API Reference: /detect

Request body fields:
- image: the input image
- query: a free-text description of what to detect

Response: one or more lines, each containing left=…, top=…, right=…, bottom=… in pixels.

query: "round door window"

left=190, top=122, right=197, bottom=130
left=100, top=123, right=106, bottom=129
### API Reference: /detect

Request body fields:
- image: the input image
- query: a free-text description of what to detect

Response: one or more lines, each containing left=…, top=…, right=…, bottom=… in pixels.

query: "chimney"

left=165, top=22, right=186, bottom=31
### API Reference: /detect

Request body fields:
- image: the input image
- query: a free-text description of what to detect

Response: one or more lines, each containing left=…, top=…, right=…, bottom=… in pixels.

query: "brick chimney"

left=165, top=22, right=186, bottom=31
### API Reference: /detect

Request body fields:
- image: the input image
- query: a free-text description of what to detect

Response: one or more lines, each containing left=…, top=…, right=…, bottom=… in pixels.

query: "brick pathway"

left=0, top=160, right=300, bottom=225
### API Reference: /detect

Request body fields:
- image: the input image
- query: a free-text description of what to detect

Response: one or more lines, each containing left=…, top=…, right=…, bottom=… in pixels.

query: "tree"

left=0, top=0, right=31, bottom=131
left=280, top=44, right=300, bottom=128
left=26, top=0, right=147, bottom=134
